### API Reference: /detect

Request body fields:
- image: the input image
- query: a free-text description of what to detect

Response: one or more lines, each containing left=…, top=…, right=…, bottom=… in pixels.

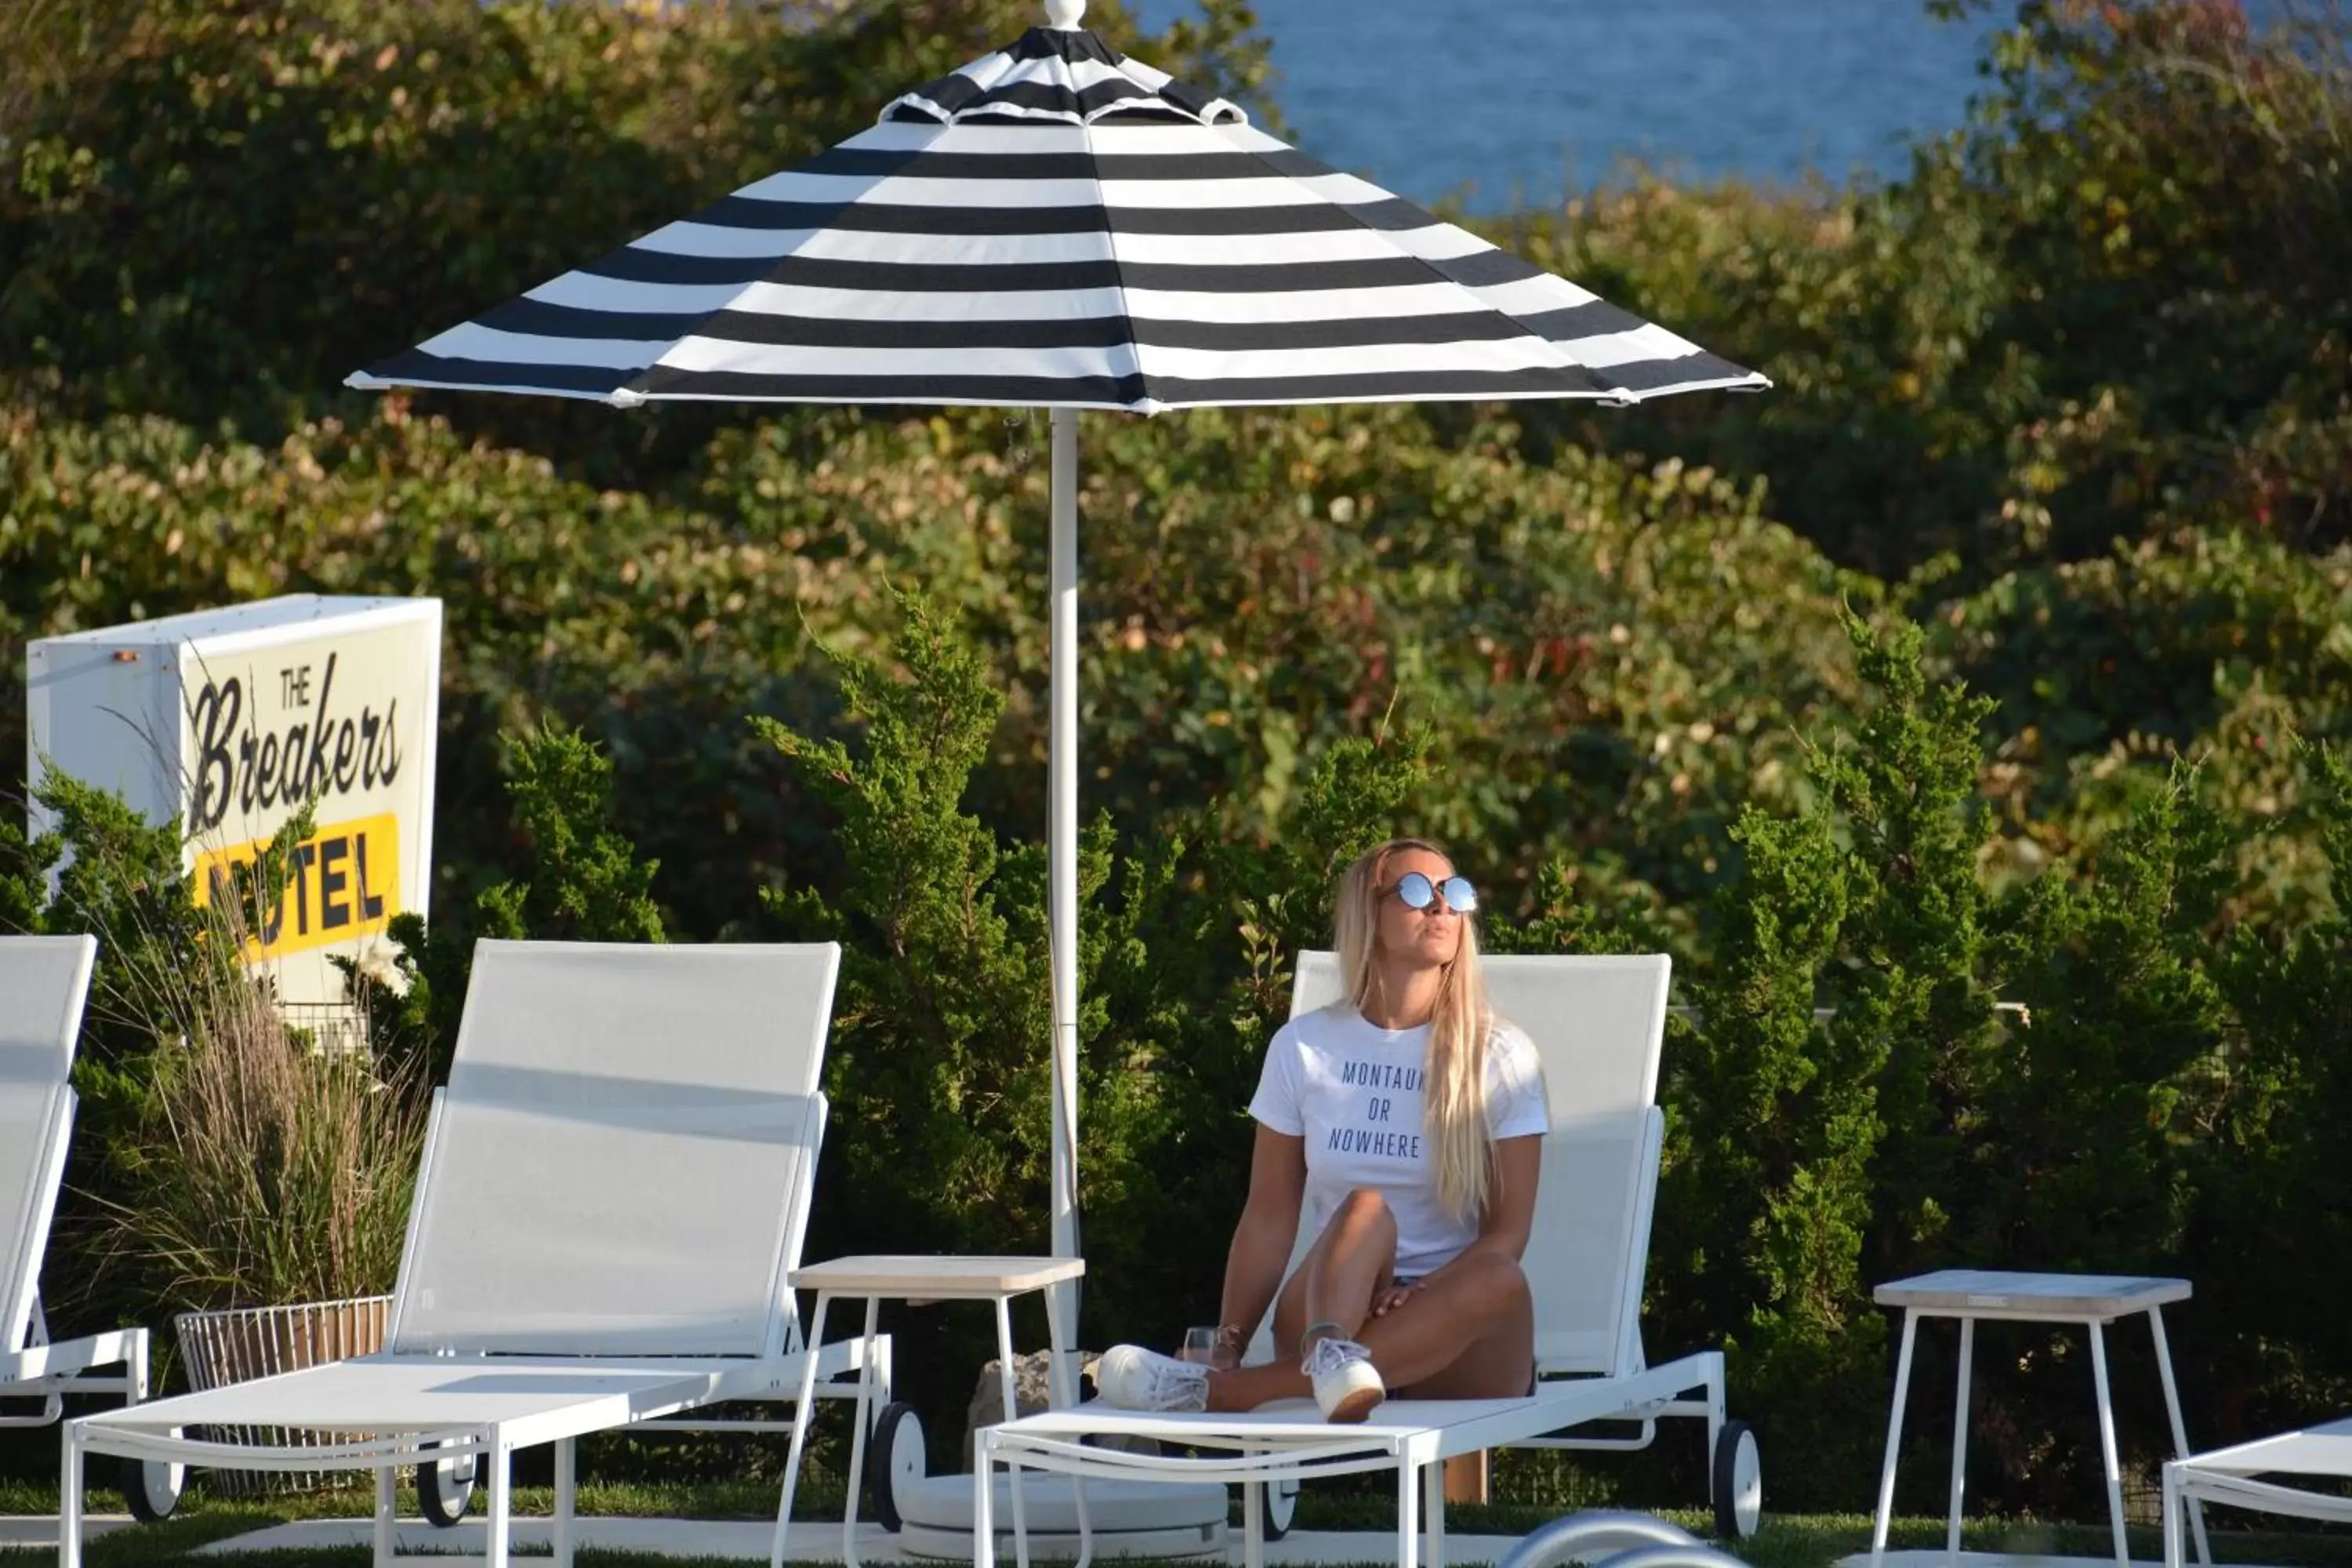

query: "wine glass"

left=1180, top=1327, right=1235, bottom=1370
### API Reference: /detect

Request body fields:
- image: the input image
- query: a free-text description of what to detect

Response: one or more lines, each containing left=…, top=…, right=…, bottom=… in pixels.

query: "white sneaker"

left=1303, top=1337, right=1385, bottom=1422
left=1093, top=1344, right=1210, bottom=1412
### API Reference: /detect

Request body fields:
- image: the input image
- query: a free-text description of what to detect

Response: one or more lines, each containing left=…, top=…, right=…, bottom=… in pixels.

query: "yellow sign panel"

left=192, top=813, right=401, bottom=963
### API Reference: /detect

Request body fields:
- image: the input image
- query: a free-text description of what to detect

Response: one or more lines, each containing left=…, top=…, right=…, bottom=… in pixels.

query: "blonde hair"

left=1331, top=838, right=1497, bottom=1223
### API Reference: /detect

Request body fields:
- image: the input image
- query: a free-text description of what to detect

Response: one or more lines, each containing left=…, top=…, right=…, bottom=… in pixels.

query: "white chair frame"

left=978, top=953, right=1738, bottom=1568
left=63, top=939, right=882, bottom=1568
left=2, top=935, right=151, bottom=1445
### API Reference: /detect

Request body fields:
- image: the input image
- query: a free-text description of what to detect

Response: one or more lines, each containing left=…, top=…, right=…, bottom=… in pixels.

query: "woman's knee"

left=1333, top=1188, right=1397, bottom=1238
left=1458, top=1252, right=1530, bottom=1316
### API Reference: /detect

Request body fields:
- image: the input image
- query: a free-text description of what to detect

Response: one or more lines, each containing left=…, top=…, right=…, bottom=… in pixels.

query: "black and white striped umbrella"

left=349, top=10, right=1764, bottom=412
left=348, top=0, right=1766, bottom=1341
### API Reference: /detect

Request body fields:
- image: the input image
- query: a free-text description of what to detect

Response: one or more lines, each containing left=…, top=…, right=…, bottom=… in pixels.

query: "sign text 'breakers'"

left=187, top=652, right=408, bottom=832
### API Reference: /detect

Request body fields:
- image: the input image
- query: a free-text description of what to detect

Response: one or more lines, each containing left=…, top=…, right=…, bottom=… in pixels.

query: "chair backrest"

left=1260, top=951, right=1671, bottom=1379
left=0, top=935, right=97, bottom=1356
left=387, top=940, right=840, bottom=1360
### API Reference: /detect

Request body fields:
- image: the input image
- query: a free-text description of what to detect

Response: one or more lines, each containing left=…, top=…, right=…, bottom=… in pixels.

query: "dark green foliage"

left=1955, top=772, right=2241, bottom=1511
left=755, top=590, right=1069, bottom=1259
left=470, top=720, right=667, bottom=946
left=6, top=0, right=2352, bottom=1511
left=0, top=804, right=58, bottom=932
left=1980, top=769, right=2237, bottom=1274
left=1813, top=610, right=1999, bottom=1275
left=747, top=591, right=1119, bottom=1464
left=2194, top=742, right=2352, bottom=1432
left=3, top=775, right=234, bottom=1129
left=738, top=594, right=1465, bottom=1454
left=351, top=718, right=667, bottom=1082
left=1668, top=785, right=1864, bottom=1508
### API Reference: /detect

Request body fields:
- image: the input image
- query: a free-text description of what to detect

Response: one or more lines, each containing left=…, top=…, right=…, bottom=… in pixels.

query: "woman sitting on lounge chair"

left=1096, top=837, right=1547, bottom=1423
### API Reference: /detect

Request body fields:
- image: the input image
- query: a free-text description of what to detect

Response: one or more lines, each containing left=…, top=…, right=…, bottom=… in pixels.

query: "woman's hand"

left=1371, top=1279, right=1420, bottom=1318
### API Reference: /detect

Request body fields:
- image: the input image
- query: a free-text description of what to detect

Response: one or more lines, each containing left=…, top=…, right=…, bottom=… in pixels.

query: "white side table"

left=1868, top=1270, right=2211, bottom=1568
left=771, top=1254, right=1087, bottom=1568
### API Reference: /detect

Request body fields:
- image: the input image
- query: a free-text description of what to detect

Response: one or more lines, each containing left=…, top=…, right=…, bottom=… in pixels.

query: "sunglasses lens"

left=1443, top=877, right=1479, bottom=913
left=1395, top=871, right=1436, bottom=909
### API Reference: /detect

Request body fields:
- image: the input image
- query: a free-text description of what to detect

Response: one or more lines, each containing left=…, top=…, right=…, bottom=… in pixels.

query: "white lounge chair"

left=1, top=936, right=165, bottom=1510
left=977, top=953, right=1762, bottom=1568
left=2164, top=1421, right=2334, bottom=1568
left=63, top=938, right=881, bottom=1568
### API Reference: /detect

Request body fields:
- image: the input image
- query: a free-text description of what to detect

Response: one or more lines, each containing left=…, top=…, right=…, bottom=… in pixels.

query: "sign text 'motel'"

left=194, top=813, right=401, bottom=963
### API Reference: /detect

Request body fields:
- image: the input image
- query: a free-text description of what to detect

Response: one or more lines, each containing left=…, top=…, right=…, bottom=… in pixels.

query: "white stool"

left=1867, top=1270, right=2212, bottom=1568
left=772, top=1255, right=1084, bottom=1568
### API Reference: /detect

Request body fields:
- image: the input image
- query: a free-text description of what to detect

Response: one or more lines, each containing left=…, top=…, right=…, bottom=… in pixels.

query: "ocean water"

left=1125, top=0, right=1998, bottom=209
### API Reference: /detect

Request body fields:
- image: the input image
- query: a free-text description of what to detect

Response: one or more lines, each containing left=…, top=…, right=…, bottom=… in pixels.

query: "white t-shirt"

left=1248, top=1004, right=1549, bottom=1278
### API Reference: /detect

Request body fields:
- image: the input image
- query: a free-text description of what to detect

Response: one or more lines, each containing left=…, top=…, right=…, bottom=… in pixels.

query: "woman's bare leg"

left=1204, top=1189, right=1395, bottom=1411
left=1207, top=1249, right=1534, bottom=1411
left=1376, top=1253, right=1534, bottom=1396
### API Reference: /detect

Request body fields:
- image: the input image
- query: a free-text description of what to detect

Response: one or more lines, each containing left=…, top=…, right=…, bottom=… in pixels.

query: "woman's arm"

left=1214, top=1123, right=1308, bottom=1353
left=1470, top=1133, right=1542, bottom=1259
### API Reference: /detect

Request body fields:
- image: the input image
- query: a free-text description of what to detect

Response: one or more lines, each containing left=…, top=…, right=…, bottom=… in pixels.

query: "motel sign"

left=26, top=596, right=441, bottom=1007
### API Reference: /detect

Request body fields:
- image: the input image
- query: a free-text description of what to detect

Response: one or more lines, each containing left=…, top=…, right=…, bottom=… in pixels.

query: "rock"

left=962, top=1348, right=1156, bottom=1465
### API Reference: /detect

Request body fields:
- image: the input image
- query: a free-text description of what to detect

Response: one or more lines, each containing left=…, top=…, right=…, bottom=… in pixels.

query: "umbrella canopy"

left=349, top=0, right=1766, bottom=1319
left=350, top=12, right=1764, bottom=412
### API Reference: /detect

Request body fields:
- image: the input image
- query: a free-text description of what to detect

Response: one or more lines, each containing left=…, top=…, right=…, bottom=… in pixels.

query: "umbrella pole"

left=1048, top=406, right=1083, bottom=1353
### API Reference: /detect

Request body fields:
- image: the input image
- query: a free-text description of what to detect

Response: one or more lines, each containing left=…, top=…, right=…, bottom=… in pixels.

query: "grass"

left=8, top=1481, right=2352, bottom=1568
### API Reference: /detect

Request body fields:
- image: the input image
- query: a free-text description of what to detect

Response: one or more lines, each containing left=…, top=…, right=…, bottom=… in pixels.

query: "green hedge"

left=5, top=0, right=2352, bottom=1512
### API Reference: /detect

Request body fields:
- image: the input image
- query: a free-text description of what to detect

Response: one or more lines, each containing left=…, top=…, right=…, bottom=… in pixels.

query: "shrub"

left=1, top=780, right=426, bottom=1326
left=2194, top=742, right=2352, bottom=1434
left=100, top=971, right=423, bottom=1314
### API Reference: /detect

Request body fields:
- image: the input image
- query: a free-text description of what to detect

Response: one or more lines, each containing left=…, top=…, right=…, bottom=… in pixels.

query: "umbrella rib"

left=1081, top=120, right=1152, bottom=414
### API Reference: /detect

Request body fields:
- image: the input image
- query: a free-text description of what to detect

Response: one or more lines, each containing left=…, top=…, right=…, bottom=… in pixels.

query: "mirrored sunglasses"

left=1387, top=871, right=1479, bottom=915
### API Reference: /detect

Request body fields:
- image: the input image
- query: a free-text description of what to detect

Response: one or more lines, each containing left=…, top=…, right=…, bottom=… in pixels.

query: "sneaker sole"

left=1323, top=1384, right=1385, bottom=1424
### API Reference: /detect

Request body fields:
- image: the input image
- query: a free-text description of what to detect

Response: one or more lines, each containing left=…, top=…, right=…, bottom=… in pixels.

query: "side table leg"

left=2147, top=1308, right=2211, bottom=1566
left=59, top=1425, right=83, bottom=1568
left=975, top=1431, right=1000, bottom=1568
left=485, top=1436, right=513, bottom=1568
left=554, top=1436, right=577, bottom=1568
left=2089, top=1321, right=2129, bottom=1568
left=2161, top=1462, right=2184, bottom=1568
left=1397, top=1454, right=1421, bottom=1568
left=995, top=1296, right=1033, bottom=1568
left=374, top=1458, right=396, bottom=1568
left=1243, top=1458, right=1265, bottom=1568
left=1947, top=1317, right=1975, bottom=1568
left=840, top=1295, right=880, bottom=1568
left=1425, top=1454, right=1448, bottom=1568
left=1871, top=1309, right=1922, bottom=1566
left=771, top=1290, right=833, bottom=1568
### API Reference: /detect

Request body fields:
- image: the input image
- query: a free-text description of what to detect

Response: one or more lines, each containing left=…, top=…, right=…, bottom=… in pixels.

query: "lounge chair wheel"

left=868, top=1401, right=925, bottom=1532
left=1258, top=1475, right=1298, bottom=1540
left=1711, top=1419, right=1762, bottom=1540
left=120, top=1457, right=185, bottom=1523
left=419, top=1441, right=477, bottom=1527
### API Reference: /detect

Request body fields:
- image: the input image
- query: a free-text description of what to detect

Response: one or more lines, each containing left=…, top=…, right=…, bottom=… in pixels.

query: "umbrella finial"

left=1044, top=0, right=1085, bottom=28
